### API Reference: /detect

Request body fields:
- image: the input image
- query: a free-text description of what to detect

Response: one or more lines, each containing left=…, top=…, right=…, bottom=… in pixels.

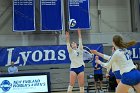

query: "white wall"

left=99, top=0, right=131, bottom=32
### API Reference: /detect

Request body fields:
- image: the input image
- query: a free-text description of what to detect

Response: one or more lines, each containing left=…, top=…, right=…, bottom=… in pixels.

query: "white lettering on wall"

left=32, top=50, right=43, bottom=62
left=58, top=50, right=66, bottom=60
left=6, top=48, right=67, bottom=66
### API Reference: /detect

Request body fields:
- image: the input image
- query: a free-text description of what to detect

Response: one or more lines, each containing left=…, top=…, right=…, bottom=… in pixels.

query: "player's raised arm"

left=66, top=31, right=72, bottom=52
left=77, top=29, right=83, bottom=50
left=66, top=31, right=70, bottom=43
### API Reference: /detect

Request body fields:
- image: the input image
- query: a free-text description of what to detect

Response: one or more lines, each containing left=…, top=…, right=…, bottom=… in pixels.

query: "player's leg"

left=76, top=65, right=85, bottom=93
left=116, top=81, right=131, bottom=93
left=99, top=74, right=103, bottom=91
left=114, top=70, right=121, bottom=84
left=115, top=75, right=135, bottom=93
left=133, top=70, right=140, bottom=93
left=94, top=74, right=99, bottom=93
left=67, top=71, right=77, bottom=93
left=99, top=74, right=104, bottom=93
left=117, top=77, right=136, bottom=93
left=77, top=72, right=85, bottom=93
left=134, top=83, right=140, bottom=93
left=121, top=69, right=140, bottom=93
left=116, top=79, right=120, bottom=84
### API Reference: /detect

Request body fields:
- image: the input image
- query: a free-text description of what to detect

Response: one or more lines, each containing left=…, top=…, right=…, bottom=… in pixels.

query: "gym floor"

left=52, top=91, right=115, bottom=93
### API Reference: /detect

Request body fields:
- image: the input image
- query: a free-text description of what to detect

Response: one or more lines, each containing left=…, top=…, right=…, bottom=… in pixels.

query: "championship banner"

left=0, top=44, right=102, bottom=66
left=68, top=0, right=91, bottom=30
left=13, top=0, right=35, bottom=31
left=128, top=42, right=140, bottom=60
left=40, top=0, right=63, bottom=31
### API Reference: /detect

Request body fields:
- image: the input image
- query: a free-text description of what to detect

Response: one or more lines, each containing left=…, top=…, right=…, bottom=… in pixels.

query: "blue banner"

left=128, top=42, right=140, bottom=60
left=0, top=44, right=102, bottom=66
left=13, top=0, right=35, bottom=31
left=40, top=0, right=63, bottom=31
left=68, top=0, right=91, bottom=30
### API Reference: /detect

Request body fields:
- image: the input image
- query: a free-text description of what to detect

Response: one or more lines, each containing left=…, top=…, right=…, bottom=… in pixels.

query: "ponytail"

left=113, top=35, right=136, bottom=49
left=125, top=40, right=136, bottom=48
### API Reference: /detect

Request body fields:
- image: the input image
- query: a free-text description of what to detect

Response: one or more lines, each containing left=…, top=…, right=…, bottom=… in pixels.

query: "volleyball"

left=69, top=19, right=76, bottom=27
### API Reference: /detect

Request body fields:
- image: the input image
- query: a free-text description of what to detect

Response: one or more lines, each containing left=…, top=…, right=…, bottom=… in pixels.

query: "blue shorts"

left=121, top=69, right=140, bottom=86
left=114, top=70, right=121, bottom=79
left=70, top=65, right=84, bottom=75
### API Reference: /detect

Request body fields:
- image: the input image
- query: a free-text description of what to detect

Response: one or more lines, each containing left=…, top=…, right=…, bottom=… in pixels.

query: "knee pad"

left=67, top=85, right=73, bottom=92
left=80, top=87, right=84, bottom=92
left=128, top=87, right=135, bottom=93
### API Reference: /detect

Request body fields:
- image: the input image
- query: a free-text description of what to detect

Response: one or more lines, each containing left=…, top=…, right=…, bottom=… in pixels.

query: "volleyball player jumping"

left=66, top=29, right=85, bottom=93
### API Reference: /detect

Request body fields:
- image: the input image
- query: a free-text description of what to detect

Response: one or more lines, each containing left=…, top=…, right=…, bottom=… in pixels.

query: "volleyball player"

left=95, top=35, right=140, bottom=93
left=66, top=29, right=85, bottom=93
left=91, top=47, right=121, bottom=84
left=92, top=47, right=135, bottom=93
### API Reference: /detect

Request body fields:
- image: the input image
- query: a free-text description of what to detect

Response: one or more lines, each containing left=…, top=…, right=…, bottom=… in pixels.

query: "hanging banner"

left=0, top=44, right=102, bottom=66
left=40, top=0, right=63, bottom=31
left=13, top=0, right=35, bottom=31
left=68, top=0, right=91, bottom=30
left=128, top=42, right=140, bottom=60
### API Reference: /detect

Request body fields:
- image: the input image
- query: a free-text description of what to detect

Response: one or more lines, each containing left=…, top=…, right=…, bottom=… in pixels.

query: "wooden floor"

left=52, top=91, right=115, bottom=93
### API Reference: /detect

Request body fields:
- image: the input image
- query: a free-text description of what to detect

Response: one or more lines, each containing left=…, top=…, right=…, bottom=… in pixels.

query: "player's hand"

left=112, top=47, right=115, bottom=52
left=94, top=67, right=97, bottom=69
left=91, top=50, right=98, bottom=54
left=106, top=73, right=110, bottom=79
left=95, top=60, right=102, bottom=64
left=95, top=56, right=102, bottom=64
left=97, top=68, right=100, bottom=70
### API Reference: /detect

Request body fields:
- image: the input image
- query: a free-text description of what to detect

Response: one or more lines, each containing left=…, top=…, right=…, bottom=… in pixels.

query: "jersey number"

left=124, top=52, right=131, bottom=60
left=77, top=52, right=79, bottom=56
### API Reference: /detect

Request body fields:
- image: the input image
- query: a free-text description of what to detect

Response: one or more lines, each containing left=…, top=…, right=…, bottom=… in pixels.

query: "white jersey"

left=67, top=39, right=85, bottom=68
left=103, top=54, right=120, bottom=73
left=102, top=49, right=136, bottom=75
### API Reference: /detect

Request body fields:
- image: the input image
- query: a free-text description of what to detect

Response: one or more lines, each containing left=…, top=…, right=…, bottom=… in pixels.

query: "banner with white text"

left=13, top=0, right=35, bottom=31
left=68, top=0, right=91, bottom=30
left=40, top=0, right=63, bottom=31
left=0, top=44, right=102, bottom=66
left=128, top=42, right=140, bottom=60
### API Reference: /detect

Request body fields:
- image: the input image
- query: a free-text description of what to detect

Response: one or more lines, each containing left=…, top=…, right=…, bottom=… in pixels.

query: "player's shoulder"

left=113, top=49, right=122, bottom=56
left=115, top=48, right=124, bottom=52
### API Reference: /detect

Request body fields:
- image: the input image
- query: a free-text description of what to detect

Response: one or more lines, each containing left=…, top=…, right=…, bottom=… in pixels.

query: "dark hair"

left=113, top=35, right=136, bottom=49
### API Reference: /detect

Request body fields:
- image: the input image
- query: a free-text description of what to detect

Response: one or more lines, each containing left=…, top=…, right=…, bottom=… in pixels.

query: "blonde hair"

left=113, top=35, right=136, bottom=49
